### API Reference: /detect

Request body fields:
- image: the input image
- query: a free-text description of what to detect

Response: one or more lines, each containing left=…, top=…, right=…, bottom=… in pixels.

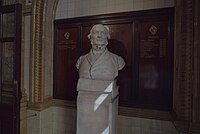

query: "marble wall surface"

left=27, top=107, right=177, bottom=134
left=55, top=0, right=174, bottom=19
left=27, top=107, right=76, bottom=134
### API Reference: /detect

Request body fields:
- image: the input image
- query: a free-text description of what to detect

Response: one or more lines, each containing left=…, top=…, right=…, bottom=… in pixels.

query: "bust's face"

left=91, top=25, right=108, bottom=51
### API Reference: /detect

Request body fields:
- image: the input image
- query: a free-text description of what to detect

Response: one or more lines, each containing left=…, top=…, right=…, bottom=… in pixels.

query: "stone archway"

left=29, top=0, right=58, bottom=106
left=21, top=0, right=59, bottom=133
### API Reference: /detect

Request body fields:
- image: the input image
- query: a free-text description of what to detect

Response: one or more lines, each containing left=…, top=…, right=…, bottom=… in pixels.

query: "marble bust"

left=76, top=24, right=125, bottom=81
left=76, top=24, right=125, bottom=134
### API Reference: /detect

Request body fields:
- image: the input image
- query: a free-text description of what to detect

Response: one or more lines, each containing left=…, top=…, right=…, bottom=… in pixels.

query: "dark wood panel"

left=106, top=24, right=133, bottom=106
left=135, top=19, right=173, bottom=110
left=81, top=26, right=92, bottom=54
left=0, top=104, right=14, bottom=134
left=53, top=27, right=79, bottom=100
left=0, top=4, right=22, bottom=134
left=81, top=23, right=134, bottom=106
left=53, top=8, right=174, bottom=111
left=0, top=119, right=13, bottom=134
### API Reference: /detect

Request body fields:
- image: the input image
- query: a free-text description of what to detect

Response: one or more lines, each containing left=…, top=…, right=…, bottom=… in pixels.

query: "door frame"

left=0, top=4, right=22, bottom=134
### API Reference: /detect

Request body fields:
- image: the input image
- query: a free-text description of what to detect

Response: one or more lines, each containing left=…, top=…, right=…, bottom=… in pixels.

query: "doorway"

left=0, top=4, right=22, bottom=134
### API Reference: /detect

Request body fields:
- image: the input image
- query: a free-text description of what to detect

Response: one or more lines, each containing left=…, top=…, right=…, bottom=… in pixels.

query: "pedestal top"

left=77, top=78, right=118, bottom=96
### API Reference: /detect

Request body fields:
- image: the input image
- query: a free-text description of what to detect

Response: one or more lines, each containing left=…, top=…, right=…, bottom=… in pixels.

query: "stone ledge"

left=119, top=106, right=173, bottom=121
left=28, top=98, right=176, bottom=122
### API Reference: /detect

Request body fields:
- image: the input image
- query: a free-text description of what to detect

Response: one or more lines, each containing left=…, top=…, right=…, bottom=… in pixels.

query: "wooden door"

left=0, top=4, right=22, bottom=134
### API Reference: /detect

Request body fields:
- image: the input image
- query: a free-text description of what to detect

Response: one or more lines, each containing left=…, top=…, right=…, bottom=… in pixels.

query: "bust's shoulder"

left=76, top=53, right=88, bottom=69
left=108, top=51, right=125, bottom=70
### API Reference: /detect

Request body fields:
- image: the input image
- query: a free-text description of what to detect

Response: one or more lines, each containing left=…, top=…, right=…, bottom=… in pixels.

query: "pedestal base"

left=76, top=78, right=118, bottom=134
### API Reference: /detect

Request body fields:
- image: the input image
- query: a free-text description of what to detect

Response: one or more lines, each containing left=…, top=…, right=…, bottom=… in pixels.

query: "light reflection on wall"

left=139, top=64, right=159, bottom=89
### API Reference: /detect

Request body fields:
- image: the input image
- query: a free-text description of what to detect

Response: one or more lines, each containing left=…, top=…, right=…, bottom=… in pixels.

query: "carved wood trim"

left=193, top=0, right=200, bottom=123
left=23, top=4, right=31, bottom=16
left=30, top=0, right=59, bottom=103
left=30, top=0, right=45, bottom=103
left=20, top=5, right=28, bottom=128
left=42, top=0, right=59, bottom=98
left=174, top=0, right=200, bottom=133
left=174, top=0, right=193, bottom=121
left=118, top=107, right=173, bottom=121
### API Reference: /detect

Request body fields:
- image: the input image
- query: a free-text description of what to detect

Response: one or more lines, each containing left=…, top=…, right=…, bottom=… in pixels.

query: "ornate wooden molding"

left=28, top=97, right=53, bottom=110
left=20, top=89, right=27, bottom=134
left=174, top=0, right=200, bottom=133
left=179, top=0, right=193, bottom=121
left=193, top=0, right=200, bottom=123
left=30, top=0, right=59, bottom=104
left=42, top=0, right=59, bottom=98
left=119, top=106, right=173, bottom=121
left=189, top=122, right=200, bottom=133
left=30, top=0, right=45, bottom=103
left=19, top=1, right=28, bottom=134
left=174, top=0, right=193, bottom=121
left=28, top=98, right=76, bottom=110
left=23, top=4, right=32, bottom=15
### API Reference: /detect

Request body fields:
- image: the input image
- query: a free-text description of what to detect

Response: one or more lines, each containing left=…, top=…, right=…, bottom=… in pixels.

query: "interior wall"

left=55, top=0, right=174, bottom=19
left=26, top=0, right=177, bottom=134
left=26, top=0, right=174, bottom=105
left=24, top=0, right=200, bottom=133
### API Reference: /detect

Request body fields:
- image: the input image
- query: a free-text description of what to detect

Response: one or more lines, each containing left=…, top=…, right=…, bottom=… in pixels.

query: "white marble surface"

left=76, top=24, right=124, bottom=134
left=27, top=107, right=76, bottom=134
left=27, top=107, right=177, bottom=134
left=76, top=24, right=125, bottom=81
left=76, top=79, right=118, bottom=134
left=55, top=0, right=174, bottom=19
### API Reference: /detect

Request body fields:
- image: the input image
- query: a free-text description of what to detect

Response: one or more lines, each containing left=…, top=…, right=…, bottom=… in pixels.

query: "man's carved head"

left=88, top=24, right=110, bottom=51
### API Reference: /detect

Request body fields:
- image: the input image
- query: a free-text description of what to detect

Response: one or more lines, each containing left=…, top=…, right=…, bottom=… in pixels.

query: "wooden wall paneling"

left=106, top=23, right=133, bottom=107
left=81, top=25, right=93, bottom=55
left=53, top=8, right=174, bottom=111
left=135, top=18, right=173, bottom=110
left=53, top=26, right=79, bottom=100
left=80, top=22, right=134, bottom=107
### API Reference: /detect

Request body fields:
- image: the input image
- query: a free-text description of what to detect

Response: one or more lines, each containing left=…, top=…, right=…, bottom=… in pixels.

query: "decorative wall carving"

left=179, top=0, right=193, bottom=121
left=193, top=0, right=200, bottom=123
left=30, top=0, right=45, bottom=103
left=29, top=0, right=58, bottom=106
left=174, top=0, right=200, bottom=133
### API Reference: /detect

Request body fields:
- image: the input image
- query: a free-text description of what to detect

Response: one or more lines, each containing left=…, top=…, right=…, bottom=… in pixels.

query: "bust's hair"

left=88, top=24, right=111, bottom=39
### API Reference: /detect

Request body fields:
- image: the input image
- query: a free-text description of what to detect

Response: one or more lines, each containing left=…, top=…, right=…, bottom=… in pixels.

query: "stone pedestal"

left=76, top=78, right=118, bottom=134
